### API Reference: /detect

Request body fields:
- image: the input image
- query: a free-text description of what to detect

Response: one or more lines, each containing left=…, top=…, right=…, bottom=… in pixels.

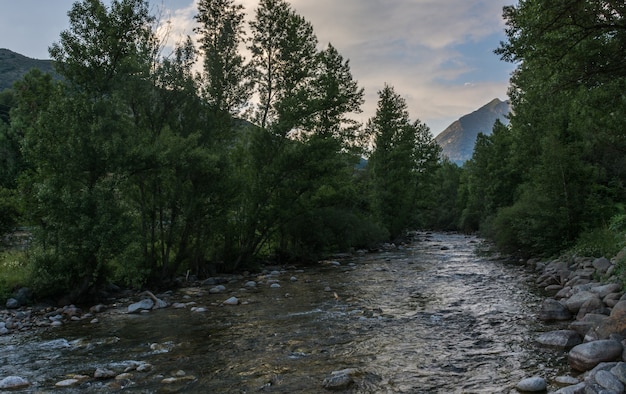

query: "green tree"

left=490, top=0, right=626, bottom=255
left=20, top=0, right=159, bottom=299
left=366, top=84, right=439, bottom=239
left=195, top=0, right=251, bottom=117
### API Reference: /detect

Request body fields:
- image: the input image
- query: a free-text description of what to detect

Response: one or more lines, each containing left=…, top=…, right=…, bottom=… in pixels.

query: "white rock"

left=270, top=283, right=281, bottom=288
left=0, top=376, right=29, bottom=389
left=223, top=297, right=239, bottom=305
left=55, top=378, right=79, bottom=387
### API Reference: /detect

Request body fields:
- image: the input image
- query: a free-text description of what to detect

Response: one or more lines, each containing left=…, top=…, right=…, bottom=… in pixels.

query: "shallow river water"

left=1, top=232, right=567, bottom=393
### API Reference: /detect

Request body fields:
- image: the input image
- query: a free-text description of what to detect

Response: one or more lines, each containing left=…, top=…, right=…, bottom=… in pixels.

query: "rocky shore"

left=517, top=248, right=626, bottom=393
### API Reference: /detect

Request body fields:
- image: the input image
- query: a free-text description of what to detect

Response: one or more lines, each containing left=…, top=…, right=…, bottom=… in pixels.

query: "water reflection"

left=1, top=233, right=562, bottom=393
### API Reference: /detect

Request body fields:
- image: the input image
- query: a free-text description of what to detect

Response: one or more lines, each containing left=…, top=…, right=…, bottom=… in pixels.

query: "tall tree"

left=366, top=84, right=439, bottom=239
left=489, top=0, right=626, bottom=255
left=21, top=0, right=159, bottom=299
left=195, top=0, right=251, bottom=117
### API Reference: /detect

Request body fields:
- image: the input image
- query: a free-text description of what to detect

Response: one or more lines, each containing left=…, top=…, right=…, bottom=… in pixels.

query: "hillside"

left=435, top=98, right=510, bottom=165
left=0, top=49, right=57, bottom=91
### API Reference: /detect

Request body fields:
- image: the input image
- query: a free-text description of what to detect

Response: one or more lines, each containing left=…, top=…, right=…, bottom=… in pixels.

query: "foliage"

left=461, top=0, right=626, bottom=259
left=366, top=84, right=441, bottom=239
left=0, top=250, right=29, bottom=302
left=3, top=0, right=447, bottom=301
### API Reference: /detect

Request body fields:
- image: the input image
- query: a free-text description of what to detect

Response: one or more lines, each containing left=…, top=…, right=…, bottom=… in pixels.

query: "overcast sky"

left=0, top=0, right=516, bottom=135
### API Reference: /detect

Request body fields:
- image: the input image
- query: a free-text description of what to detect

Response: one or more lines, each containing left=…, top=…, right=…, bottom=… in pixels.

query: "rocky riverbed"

left=528, top=250, right=626, bottom=393
left=1, top=232, right=625, bottom=393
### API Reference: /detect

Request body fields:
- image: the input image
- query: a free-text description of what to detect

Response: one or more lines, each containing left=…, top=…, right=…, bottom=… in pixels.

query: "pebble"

left=554, top=375, right=579, bottom=385
left=209, top=285, right=226, bottom=294
left=270, top=283, right=281, bottom=288
left=223, top=297, right=239, bottom=305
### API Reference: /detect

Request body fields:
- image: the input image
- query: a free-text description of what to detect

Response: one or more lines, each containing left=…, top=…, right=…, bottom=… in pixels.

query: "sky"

left=0, top=0, right=517, bottom=135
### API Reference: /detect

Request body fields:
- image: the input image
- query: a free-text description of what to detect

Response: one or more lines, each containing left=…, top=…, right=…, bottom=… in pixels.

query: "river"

left=0, top=232, right=566, bottom=393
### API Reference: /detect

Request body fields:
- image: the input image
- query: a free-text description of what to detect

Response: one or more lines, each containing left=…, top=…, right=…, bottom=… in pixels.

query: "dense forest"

left=0, top=0, right=625, bottom=303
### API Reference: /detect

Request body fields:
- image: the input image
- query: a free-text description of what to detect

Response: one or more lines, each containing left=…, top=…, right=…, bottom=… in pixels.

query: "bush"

left=571, top=226, right=624, bottom=258
left=0, top=250, right=30, bottom=302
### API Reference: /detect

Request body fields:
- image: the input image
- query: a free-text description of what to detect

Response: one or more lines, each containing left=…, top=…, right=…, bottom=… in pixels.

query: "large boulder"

left=576, top=297, right=607, bottom=320
left=592, top=257, right=611, bottom=274
left=564, top=291, right=600, bottom=314
left=515, top=376, right=546, bottom=392
left=595, top=300, right=626, bottom=339
left=127, top=299, right=154, bottom=313
left=536, top=330, right=582, bottom=349
left=0, top=376, right=30, bottom=389
left=569, top=313, right=608, bottom=336
left=568, top=340, right=623, bottom=371
left=538, top=298, right=572, bottom=321
left=592, top=283, right=621, bottom=299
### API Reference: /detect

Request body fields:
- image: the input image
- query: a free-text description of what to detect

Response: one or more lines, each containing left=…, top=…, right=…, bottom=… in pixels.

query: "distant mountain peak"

left=434, top=98, right=510, bottom=165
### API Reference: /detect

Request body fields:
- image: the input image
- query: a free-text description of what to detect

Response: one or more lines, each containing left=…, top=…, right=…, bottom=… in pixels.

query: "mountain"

left=0, top=49, right=57, bottom=91
left=434, top=98, right=510, bottom=165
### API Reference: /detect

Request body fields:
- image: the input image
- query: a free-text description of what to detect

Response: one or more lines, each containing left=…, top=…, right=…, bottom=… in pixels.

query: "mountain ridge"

left=434, top=98, right=510, bottom=165
left=0, top=48, right=57, bottom=91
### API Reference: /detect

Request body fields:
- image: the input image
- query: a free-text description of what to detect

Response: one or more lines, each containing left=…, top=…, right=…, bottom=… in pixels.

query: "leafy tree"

left=195, top=0, right=251, bottom=117
left=488, top=0, right=626, bottom=256
left=19, top=0, right=158, bottom=299
left=366, top=84, right=439, bottom=239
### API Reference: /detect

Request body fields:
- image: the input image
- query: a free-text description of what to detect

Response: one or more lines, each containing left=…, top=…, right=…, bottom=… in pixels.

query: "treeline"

left=0, top=0, right=448, bottom=301
left=460, top=1, right=626, bottom=260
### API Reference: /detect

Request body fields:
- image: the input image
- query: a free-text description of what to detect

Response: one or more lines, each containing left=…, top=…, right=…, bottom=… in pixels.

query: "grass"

left=0, top=249, right=30, bottom=301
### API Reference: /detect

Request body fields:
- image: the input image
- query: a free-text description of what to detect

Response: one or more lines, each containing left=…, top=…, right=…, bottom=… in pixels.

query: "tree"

left=20, top=0, right=159, bottom=299
left=488, top=0, right=626, bottom=255
left=195, top=0, right=251, bottom=117
left=366, top=84, right=439, bottom=239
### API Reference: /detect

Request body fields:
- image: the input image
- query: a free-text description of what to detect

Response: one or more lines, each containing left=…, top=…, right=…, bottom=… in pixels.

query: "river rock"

left=553, top=375, right=579, bottom=386
left=322, top=368, right=358, bottom=390
left=128, top=299, right=154, bottom=313
left=576, top=297, right=606, bottom=320
left=553, top=382, right=586, bottom=393
left=0, top=376, right=29, bottom=389
left=94, top=367, right=117, bottom=379
left=594, top=300, right=626, bottom=339
left=209, top=285, right=226, bottom=294
left=610, top=362, right=626, bottom=384
left=568, top=340, right=623, bottom=371
left=5, top=298, right=19, bottom=309
left=539, top=298, right=572, bottom=321
left=55, top=378, right=80, bottom=387
left=515, top=376, right=546, bottom=392
left=536, top=330, right=582, bottom=349
left=244, top=281, right=257, bottom=288
left=565, top=291, right=600, bottom=313
left=592, top=283, right=621, bottom=299
left=604, top=292, right=623, bottom=308
left=595, top=369, right=624, bottom=392
left=223, top=297, right=239, bottom=305
left=592, top=257, right=611, bottom=274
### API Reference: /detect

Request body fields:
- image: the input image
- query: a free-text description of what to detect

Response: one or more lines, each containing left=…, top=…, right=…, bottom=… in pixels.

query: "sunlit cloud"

left=155, top=0, right=514, bottom=134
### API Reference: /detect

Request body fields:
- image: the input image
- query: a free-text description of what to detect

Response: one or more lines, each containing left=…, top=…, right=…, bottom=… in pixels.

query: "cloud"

left=157, top=0, right=514, bottom=134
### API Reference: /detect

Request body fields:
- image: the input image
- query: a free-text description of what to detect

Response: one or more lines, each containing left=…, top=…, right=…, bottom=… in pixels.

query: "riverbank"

left=523, top=248, right=626, bottom=393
